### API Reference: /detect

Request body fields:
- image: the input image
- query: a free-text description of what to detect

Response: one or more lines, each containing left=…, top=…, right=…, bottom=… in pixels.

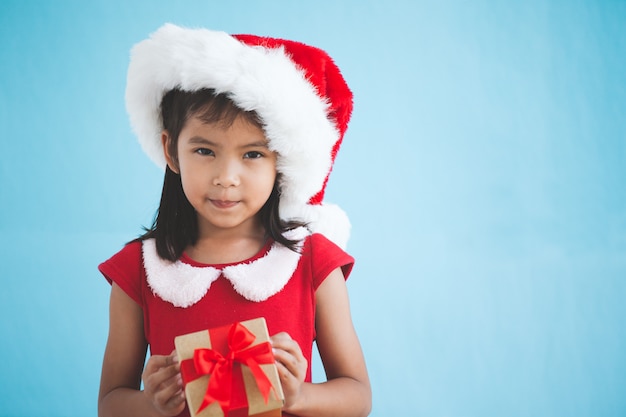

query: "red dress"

left=99, top=228, right=354, bottom=417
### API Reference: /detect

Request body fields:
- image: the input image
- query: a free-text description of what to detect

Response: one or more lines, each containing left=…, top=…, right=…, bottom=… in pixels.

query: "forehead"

left=180, top=115, right=270, bottom=145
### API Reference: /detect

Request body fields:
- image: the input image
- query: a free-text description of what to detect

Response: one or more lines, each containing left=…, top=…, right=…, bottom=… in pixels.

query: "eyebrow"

left=187, top=136, right=270, bottom=148
left=188, top=137, right=217, bottom=146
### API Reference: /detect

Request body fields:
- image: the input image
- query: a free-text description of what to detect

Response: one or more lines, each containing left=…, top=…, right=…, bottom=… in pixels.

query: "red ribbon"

left=181, top=322, right=276, bottom=415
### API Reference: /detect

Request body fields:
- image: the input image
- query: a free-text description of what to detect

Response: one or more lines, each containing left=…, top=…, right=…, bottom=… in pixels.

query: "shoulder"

left=300, top=233, right=355, bottom=288
left=304, top=233, right=353, bottom=262
left=99, top=240, right=144, bottom=279
left=98, top=240, right=146, bottom=306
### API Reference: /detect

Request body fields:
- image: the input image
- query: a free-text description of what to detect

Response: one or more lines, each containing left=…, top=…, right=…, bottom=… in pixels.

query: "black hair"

left=138, top=88, right=306, bottom=261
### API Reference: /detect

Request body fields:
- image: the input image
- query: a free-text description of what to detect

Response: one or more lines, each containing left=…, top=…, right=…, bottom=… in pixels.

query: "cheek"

left=266, top=168, right=278, bottom=190
left=256, top=167, right=277, bottom=201
left=178, top=168, right=203, bottom=199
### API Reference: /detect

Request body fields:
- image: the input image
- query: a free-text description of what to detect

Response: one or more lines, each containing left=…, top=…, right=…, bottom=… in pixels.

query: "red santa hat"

left=125, top=24, right=353, bottom=248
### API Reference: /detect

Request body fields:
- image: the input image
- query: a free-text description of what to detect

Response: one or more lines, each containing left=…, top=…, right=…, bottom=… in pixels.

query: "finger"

left=144, top=355, right=170, bottom=374
left=270, top=332, right=293, bottom=346
left=164, top=391, right=187, bottom=416
left=154, top=390, right=186, bottom=416
left=146, top=360, right=181, bottom=383
left=161, top=351, right=180, bottom=370
left=273, top=345, right=305, bottom=370
left=273, top=348, right=307, bottom=380
left=271, top=334, right=303, bottom=356
left=143, top=363, right=182, bottom=396
left=271, top=333, right=306, bottom=371
left=154, top=373, right=185, bottom=408
left=144, top=352, right=180, bottom=378
left=165, top=393, right=187, bottom=415
left=272, top=348, right=296, bottom=369
left=274, top=359, right=291, bottom=384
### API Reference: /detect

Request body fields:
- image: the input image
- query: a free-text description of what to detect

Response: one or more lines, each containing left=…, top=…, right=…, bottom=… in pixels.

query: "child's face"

left=165, top=115, right=277, bottom=238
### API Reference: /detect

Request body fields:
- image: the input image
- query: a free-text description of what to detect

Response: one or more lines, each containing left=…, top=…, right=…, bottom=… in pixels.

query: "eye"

left=244, top=151, right=264, bottom=159
left=195, top=148, right=214, bottom=156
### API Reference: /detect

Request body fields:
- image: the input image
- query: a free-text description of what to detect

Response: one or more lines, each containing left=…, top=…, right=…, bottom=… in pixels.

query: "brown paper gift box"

left=174, top=317, right=284, bottom=417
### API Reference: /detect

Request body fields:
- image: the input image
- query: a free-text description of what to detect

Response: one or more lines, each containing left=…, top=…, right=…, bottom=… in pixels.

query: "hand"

left=270, top=332, right=308, bottom=412
left=142, top=350, right=186, bottom=416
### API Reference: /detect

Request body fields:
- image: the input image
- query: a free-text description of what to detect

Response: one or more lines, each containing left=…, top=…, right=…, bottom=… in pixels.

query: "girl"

left=98, top=24, right=371, bottom=417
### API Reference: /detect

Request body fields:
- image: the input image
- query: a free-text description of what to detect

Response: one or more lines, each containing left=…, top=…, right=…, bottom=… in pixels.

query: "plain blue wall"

left=1, top=1, right=625, bottom=416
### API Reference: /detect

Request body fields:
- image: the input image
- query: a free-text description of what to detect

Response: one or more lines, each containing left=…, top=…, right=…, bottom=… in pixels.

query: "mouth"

left=210, top=199, right=240, bottom=209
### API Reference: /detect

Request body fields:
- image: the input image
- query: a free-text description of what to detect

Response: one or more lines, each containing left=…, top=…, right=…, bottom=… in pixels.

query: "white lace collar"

left=142, top=228, right=309, bottom=308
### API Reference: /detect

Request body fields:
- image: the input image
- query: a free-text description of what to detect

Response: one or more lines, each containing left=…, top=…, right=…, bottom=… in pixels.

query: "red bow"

left=181, top=322, right=276, bottom=415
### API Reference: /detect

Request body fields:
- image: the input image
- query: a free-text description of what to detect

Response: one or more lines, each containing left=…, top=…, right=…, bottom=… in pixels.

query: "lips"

left=210, top=199, right=239, bottom=209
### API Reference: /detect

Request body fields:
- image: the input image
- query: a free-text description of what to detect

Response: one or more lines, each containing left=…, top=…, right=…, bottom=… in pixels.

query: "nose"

left=212, top=159, right=241, bottom=188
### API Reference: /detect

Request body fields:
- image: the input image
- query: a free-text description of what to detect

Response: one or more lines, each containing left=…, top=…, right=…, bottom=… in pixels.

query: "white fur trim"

left=126, top=24, right=338, bottom=206
left=223, top=231, right=304, bottom=302
left=281, top=202, right=351, bottom=250
left=142, top=239, right=221, bottom=308
left=142, top=228, right=309, bottom=307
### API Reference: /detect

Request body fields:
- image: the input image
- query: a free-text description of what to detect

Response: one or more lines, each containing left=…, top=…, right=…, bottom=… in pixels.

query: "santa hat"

left=125, top=24, right=353, bottom=248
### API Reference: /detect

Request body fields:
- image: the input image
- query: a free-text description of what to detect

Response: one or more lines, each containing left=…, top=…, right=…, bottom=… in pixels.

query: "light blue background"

left=1, top=1, right=625, bottom=416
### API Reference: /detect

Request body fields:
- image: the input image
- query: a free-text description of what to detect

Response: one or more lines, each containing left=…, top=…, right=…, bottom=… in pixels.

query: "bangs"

left=189, top=90, right=263, bottom=129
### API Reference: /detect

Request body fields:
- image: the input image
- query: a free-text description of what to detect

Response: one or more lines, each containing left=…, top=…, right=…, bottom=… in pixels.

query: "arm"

left=272, top=268, right=372, bottom=417
left=98, top=283, right=186, bottom=417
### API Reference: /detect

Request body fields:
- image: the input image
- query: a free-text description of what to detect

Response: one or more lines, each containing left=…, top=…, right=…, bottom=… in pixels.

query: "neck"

left=186, top=222, right=267, bottom=265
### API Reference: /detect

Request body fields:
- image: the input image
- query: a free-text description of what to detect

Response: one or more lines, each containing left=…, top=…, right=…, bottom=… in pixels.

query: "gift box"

left=175, top=317, right=284, bottom=417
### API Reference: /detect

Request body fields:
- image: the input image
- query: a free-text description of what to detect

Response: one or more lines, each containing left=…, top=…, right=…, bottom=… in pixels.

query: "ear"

left=161, top=131, right=180, bottom=174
